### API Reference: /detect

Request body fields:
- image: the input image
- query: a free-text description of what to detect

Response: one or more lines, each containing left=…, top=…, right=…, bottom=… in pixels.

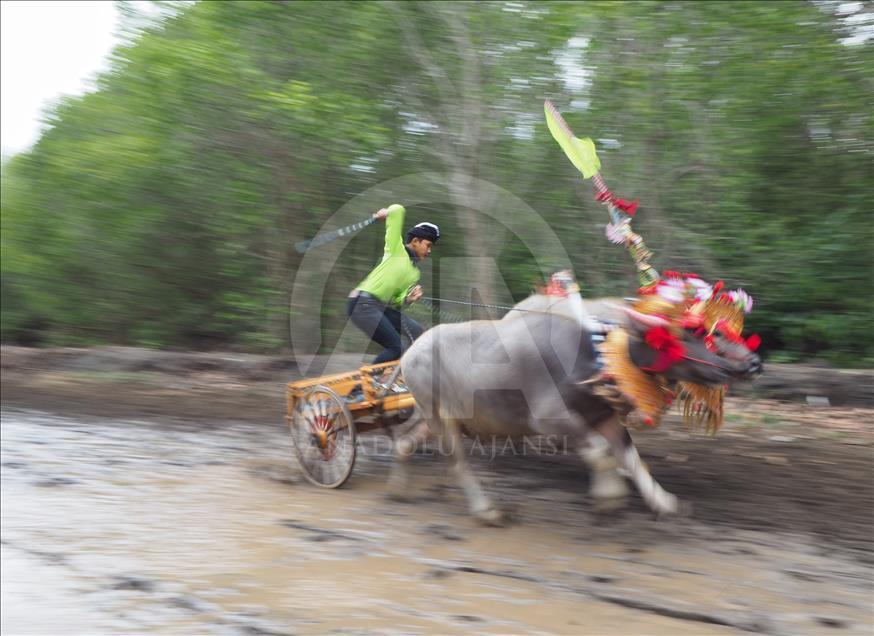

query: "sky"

left=1, top=1, right=120, bottom=158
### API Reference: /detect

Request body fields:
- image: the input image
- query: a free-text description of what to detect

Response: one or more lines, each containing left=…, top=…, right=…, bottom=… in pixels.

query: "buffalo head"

left=623, top=307, right=762, bottom=387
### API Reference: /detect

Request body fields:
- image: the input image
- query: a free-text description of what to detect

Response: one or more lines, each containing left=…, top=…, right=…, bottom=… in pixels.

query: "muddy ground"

left=1, top=347, right=872, bottom=635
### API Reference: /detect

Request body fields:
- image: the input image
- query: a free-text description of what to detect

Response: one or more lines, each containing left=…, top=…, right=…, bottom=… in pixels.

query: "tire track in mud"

left=414, top=562, right=776, bottom=634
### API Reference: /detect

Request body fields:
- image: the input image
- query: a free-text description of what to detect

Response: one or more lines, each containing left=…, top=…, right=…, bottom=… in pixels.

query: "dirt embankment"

left=3, top=345, right=873, bottom=406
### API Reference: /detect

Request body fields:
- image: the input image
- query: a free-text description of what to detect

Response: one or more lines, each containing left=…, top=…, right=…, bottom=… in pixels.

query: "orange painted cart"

left=286, top=361, right=414, bottom=488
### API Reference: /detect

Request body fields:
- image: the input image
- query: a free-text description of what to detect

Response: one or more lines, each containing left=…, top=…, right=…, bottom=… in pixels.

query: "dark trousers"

left=347, top=295, right=424, bottom=364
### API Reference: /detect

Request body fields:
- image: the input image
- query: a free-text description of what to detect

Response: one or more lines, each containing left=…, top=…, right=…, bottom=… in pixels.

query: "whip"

left=294, top=216, right=377, bottom=253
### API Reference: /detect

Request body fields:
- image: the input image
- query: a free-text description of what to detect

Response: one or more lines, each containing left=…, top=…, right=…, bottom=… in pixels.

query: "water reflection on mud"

left=1, top=408, right=872, bottom=635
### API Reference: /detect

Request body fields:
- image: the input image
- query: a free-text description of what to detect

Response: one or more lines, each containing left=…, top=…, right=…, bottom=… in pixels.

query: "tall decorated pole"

left=543, top=100, right=761, bottom=434
left=543, top=101, right=660, bottom=290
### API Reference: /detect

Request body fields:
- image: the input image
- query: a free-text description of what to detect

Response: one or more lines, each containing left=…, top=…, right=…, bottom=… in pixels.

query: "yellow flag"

left=544, top=100, right=601, bottom=179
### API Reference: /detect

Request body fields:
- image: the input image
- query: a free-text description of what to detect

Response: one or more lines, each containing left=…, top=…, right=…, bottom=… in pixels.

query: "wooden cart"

left=286, top=360, right=414, bottom=488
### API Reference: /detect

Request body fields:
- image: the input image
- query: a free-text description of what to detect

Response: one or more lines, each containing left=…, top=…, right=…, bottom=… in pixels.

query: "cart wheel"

left=290, top=385, right=357, bottom=488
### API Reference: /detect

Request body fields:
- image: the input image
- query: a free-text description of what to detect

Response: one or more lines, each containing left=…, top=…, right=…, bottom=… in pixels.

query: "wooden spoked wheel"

left=290, top=385, right=357, bottom=488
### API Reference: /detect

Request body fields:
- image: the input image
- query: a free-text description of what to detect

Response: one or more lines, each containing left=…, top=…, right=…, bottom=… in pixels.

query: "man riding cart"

left=346, top=204, right=440, bottom=364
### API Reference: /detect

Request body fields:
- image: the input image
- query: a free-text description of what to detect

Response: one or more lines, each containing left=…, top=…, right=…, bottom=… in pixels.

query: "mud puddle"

left=1, top=406, right=872, bottom=635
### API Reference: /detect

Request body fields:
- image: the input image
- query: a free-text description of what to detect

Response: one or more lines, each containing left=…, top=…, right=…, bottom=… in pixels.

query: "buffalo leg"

left=597, top=416, right=679, bottom=516
left=444, top=420, right=504, bottom=525
left=387, top=408, right=433, bottom=497
left=579, top=431, right=629, bottom=510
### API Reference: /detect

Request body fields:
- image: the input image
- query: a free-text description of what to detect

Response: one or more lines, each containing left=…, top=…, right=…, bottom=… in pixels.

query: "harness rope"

left=420, top=296, right=548, bottom=315
left=407, top=295, right=596, bottom=334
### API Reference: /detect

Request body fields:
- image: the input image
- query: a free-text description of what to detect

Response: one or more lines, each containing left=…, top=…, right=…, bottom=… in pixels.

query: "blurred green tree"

left=1, top=0, right=871, bottom=364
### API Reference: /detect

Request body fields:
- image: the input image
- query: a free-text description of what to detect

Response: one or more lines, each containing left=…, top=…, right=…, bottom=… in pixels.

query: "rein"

left=640, top=354, right=723, bottom=374
left=411, top=296, right=568, bottom=326
left=679, top=354, right=724, bottom=368
left=420, top=296, right=549, bottom=315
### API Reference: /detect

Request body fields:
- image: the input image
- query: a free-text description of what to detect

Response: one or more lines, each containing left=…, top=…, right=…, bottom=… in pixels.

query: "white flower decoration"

left=605, top=219, right=631, bottom=245
left=728, top=289, right=754, bottom=313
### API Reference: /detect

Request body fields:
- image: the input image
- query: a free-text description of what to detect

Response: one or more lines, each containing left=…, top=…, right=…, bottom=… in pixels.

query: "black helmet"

left=406, top=222, right=440, bottom=244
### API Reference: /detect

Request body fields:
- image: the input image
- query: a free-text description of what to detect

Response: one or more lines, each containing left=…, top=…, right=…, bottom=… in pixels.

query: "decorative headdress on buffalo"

left=544, top=101, right=759, bottom=432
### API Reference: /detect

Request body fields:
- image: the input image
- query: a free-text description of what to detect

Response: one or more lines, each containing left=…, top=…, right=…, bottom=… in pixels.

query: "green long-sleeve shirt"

left=354, top=204, right=420, bottom=308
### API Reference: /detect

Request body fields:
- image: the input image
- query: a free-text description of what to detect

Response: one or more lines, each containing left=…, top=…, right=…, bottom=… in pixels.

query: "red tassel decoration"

left=645, top=327, right=674, bottom=350
left=595, top=190, right=638, bottom=216
left=745, top=334, right=761, bottom=351
left=712, top=280, right=724, bottom=298
left=644, top=326, right=687, bottom=372
left=614, top=198, right=639, bottom=216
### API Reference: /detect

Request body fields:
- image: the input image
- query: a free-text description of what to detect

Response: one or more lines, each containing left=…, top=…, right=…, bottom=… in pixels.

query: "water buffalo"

left=392, top=291, right=761, bottom=525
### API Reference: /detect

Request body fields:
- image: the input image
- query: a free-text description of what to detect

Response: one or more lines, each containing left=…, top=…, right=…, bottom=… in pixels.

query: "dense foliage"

left=2, top=1, right=872, bottom=365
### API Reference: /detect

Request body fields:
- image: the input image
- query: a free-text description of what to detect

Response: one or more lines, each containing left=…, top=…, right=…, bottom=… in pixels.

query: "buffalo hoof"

left=474, top=507, right=506, bottom=527
left=593, top=495, right=629, bottom=514
left=652, top=496, right=692, bottom=520
left=394, top=436, right=417, bottom=458
left=385, top=468, right=412, bottom=502
left=675, top=499, right=693, bottom=518
left=589, top=471, right=630, bottom=502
